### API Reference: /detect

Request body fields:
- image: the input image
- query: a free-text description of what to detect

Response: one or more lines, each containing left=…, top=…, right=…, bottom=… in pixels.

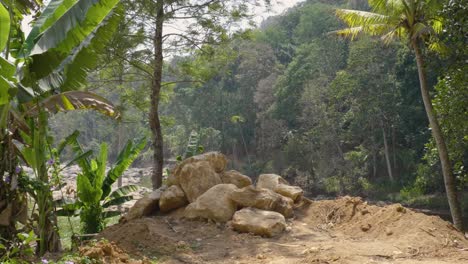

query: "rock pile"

left=121, top=152, right=304, bottom=237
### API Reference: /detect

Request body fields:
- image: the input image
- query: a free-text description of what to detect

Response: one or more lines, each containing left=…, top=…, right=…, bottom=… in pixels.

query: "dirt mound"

left=298, top=196, right=466, bottom=251
left=98, top=196, right=468, bottom=263
left=79, top=240, right=151, bottom=264
left=98, top=218, right=181, bottom=257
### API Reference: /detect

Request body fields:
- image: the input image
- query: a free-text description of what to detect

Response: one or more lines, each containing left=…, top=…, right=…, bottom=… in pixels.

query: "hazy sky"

left=23, top=0, right=305, bottom=34
left=254, top=0, right=305, bottom=25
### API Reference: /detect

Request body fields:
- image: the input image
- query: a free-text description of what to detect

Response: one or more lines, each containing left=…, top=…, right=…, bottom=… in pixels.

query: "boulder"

left=121, top=187, right=165, bottom=222
left=256, top=174, right=288, bottom=190
left=257, top=174, right=303, bottom=202
left=275, top=184, right=303, bottom=202
left=229, top=186, right=294, bottom=218
left=220, top=170, right=252, bottom=188
left=159, top=185, right=188, bottom=213
left=172, top=152, right=228, bottom=182
left=273, top=195, right=294, bottom=218
left=178, top=161, right=222, bottom=202
left=231, top=208, right=286, bottom=237
left=184, top=184, right=238, bottom=223
left=167, top=173, right=178, bottom=186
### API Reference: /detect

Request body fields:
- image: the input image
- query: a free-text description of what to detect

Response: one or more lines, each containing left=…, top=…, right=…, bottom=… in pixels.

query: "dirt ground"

left=97, top=196, right=468, bottom=264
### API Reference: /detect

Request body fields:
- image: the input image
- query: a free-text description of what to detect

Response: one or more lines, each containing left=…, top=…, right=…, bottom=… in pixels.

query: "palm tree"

left=334, top=0, right=463, bottom=231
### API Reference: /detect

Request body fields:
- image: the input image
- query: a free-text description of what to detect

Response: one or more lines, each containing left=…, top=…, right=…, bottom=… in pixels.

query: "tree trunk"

left=150, top=0, right=164, bottom=190
left=381, top=120, right=394, bottom=182
left=117, top=72, right=123, bottom=191
left=412, top=39, right=463, bottom=231
left=392, top=125, right=397, bottom=174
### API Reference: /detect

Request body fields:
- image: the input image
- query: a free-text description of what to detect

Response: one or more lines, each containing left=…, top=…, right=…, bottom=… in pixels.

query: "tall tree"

left=335, top=0, right=464, bottom=230
left=130, top=0, right=268, bottom=189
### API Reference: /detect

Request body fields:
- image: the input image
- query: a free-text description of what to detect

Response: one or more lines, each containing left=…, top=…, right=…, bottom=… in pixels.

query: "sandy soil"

left=96, top=196, right=468, bottom=264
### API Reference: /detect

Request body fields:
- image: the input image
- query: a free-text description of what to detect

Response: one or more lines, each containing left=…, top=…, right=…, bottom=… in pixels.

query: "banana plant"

left=56, top=131, right=146, bottom=234
left=1, top=0, right=124, bottom=255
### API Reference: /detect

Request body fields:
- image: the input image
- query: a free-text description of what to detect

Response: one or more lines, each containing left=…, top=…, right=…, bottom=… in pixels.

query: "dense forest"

left=0, top=0, right=467, bottom=262
left=50, top=0, right=466, bottom=202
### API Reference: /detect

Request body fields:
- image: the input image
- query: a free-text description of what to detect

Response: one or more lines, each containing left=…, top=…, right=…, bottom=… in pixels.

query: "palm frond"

left=101, top=137, right=146, bottom=199
left=77, top=172, right=103, bottom=205
left=333, top=24, right=391, bottom=40
left=61, top=130, right=93, bottom=175
left=411, top=22, right=431, bottom=40
left=21, top=0, right=121, bottom=91
left=25, top=91, right=119, bottom=118
left=428, top=40, right=448, bottom=54
left=27, top=0, right=119, bottom=56
left=332, top=27, right=364, bottom=40
left=95, top=142, right=108, bottom=189
left=107, top=185, right=139, bottom=200
left=57, top=130, right=79, bottom=155
left=368, top=0, right=405, bottom=13
left=381, top=29, right=398, bottom=44
left=102, top=195, right=133, bottom=208
left=21, top=0, right=77, bottom=57
left=36, top=6, right=122, bottom=92
left=335, top=9, right=388, bottom=28
left=62, top=149, right=93, bottom=169
left=431, top=18, right=443, bottom=34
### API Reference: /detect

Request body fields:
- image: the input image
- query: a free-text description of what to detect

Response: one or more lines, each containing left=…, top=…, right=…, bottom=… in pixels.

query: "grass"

left=57, top=214, right=120, bottom=250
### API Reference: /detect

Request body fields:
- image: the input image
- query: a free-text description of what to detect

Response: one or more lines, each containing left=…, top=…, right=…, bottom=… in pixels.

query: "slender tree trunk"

left=381, top=120, right=394, bottom=182
left=150, top=0, right=164, bottom=190
left=371, top=125, right=377, bottom=178
left=117, top=73, right=123, bottom=191
left=392, top=125, right=397, bottom=174
left=412, top=39, right=463, bottom=231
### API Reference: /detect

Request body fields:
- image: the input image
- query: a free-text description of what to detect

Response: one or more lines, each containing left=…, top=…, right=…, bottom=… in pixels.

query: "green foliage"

left=58, top=132, right=146, bottom=234
left=178, top=130, right=204, bottom=161
left=0, top=230, right=36, bottom=263
left=0, top=2, right=10, bottom=51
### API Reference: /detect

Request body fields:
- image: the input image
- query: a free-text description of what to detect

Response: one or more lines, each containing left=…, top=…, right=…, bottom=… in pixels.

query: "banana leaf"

left=25, top=91, right=120, bottom=118
left=101, top=137, right=146, bottom=198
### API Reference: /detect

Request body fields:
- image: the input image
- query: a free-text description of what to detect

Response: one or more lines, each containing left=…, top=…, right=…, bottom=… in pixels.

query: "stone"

left=231, top=208, right=286, bottom=237
left=167, top=173, right=178, bottom=186
left=172, top=152, right=228, bottom=182
left=256, top=174, right=288, bottom=190
left=121, top=187, right=165, bottom=222
left=220, top=170, right=252, bottom=188
left=257, top=174, right=303, bottom=202
left=159, top=185, right=188, bottom=213
left=184, top=184, right=238, bottom=223
left=273, top=195, right=294, bottom=218
left=177, top=160, right=222, bottom=202
left=275, top=184, right=303, bottom=202
left=229, top=186, right=294, bottom=218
